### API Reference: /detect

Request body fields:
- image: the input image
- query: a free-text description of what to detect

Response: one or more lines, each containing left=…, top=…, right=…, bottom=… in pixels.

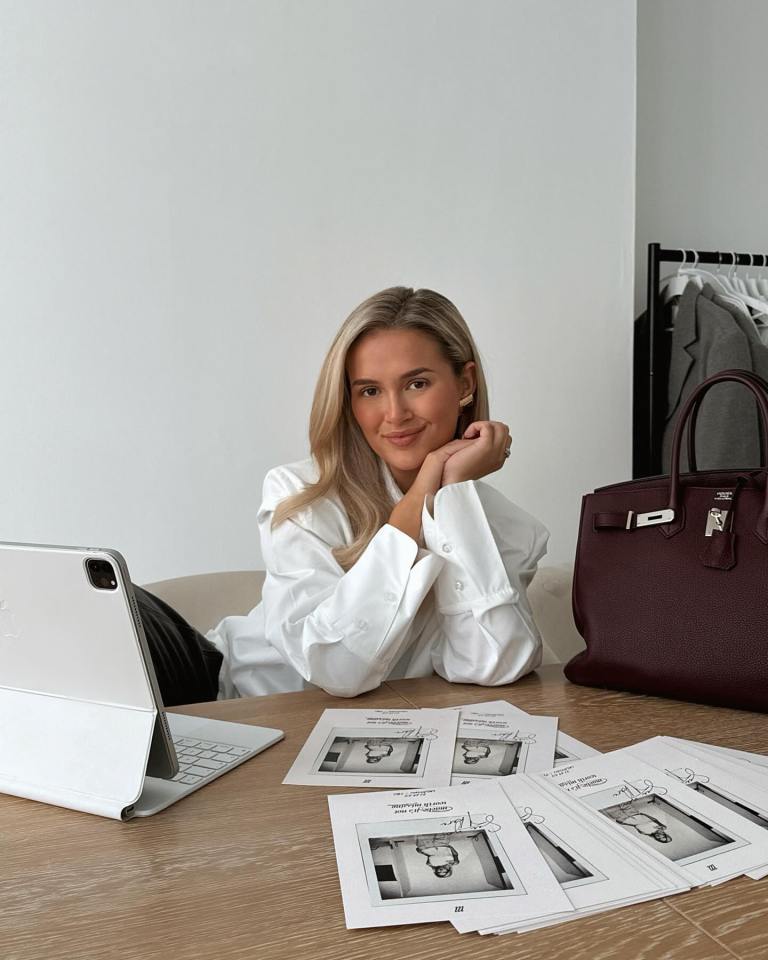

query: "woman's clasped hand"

left=421, top=421, right=513, bottom=489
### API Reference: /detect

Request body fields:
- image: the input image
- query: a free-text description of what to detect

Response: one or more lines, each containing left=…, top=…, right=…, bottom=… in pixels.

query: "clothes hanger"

left=661, top=249, right=695, bottom=303
left=675, top=248, right=726, bottom=294
left=745, top=254, right=762, bottom=299
left=716, top=251, right=737, bottom=293
left=747, top=254, right=768, bottom=325
left=757, top=255, right=768, bottom=299
left=729, top=252, right=748, bottom=295
left=715, top=251, right=768, bottom=320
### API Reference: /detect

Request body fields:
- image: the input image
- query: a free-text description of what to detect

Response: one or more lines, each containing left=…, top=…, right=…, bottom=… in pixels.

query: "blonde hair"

left=273, top=287, right=489, bottom=569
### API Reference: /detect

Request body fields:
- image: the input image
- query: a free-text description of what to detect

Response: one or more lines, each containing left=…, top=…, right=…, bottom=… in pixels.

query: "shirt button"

left=454, top=580, right=464, bottom=592
left=442, top=543, right=453, bottom=554
left=383, top=592, right=397, bottom=603
left=355, top=619, right=368, bottom=631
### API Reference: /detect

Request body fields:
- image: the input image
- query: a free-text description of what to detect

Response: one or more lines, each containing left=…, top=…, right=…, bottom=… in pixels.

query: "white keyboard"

left=171, top=736, right=253, bottom=785
left=131, top=714, right=282, bottom=816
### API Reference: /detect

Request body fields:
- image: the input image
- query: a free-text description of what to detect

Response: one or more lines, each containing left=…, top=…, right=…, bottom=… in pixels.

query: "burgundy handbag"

left=565, top=369, right=768, bottom=712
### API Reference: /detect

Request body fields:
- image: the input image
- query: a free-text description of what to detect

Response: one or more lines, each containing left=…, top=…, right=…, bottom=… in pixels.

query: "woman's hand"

left=412, top=439, right=476, bottom=496
left=387, top=439, right=473, bottom=542
left=441, top=421, right=511, bottom=486
left=387, top=426, right=509, bottom=541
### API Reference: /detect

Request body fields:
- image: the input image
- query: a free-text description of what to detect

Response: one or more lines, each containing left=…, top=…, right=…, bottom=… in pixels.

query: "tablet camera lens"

left=86, top=558, right=118, bottom=591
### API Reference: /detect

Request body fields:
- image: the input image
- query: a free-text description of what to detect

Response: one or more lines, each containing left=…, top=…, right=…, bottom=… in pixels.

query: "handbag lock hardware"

left=705, top=508, right=730, bottom=537
left=626, top=509, right=675, bottom=530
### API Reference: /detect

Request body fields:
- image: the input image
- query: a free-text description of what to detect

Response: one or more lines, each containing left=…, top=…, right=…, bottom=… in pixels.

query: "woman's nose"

left=384, top=391, right=412, bottom=422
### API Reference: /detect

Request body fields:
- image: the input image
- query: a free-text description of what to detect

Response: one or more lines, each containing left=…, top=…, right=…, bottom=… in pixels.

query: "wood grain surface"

left=2, top=667, right=767, bottom=960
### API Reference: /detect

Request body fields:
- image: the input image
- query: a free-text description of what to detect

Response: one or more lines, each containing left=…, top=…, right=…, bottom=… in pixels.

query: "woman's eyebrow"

left=350, top=367, right=435, bottom=387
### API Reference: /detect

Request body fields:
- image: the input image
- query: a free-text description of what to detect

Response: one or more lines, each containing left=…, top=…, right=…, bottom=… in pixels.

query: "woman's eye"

left=360, top=386, right=379, bottom=398
left=408, top=379, right=428, bottom=391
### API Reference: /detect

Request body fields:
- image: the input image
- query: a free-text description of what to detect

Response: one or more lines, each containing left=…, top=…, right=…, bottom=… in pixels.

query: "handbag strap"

left=686, top=368, right=768, bottom=472
left=669, top=369, right=768, bottom=543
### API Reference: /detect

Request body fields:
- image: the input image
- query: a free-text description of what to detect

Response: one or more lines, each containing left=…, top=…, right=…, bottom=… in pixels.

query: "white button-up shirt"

left=209, top=458, right=549, bottom=699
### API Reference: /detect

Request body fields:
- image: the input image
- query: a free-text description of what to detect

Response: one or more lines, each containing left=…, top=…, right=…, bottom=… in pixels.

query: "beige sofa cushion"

left=144, top=570, right=265, bottom=635
left=528, top=564, right=585, bottom=664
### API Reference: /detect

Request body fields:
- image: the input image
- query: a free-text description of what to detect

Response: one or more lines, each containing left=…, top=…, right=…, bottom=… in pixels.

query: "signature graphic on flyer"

left=497, top=730, right=538, bottom=744
left=613, top=778, right=668, bottom=807
left=514, top=805, right=546, bottom=826
left=439, top=811, right=502, bottom=834
left=397, top=727, right=439, bottom=741
left=665, top=766, right=710, bottom=787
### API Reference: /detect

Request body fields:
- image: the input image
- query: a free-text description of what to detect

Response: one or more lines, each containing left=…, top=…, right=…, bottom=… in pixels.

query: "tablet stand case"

left=0, top=544, right=166, bottom=819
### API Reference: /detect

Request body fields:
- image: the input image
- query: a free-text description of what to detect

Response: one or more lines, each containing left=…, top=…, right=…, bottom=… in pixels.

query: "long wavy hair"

left=273, top=287, right=490, bottom=569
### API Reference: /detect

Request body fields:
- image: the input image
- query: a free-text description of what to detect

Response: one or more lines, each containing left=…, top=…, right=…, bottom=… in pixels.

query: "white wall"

left=636, top=0, right=768, bottom=313
left=1, top=0, right=636, bottom=583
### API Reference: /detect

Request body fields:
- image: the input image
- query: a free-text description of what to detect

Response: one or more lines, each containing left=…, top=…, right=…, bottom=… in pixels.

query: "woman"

left=209, top=286, right=548, bottom=699
left=416, top=841, right=460, bottom=879
left=613, top=809, right=673, bottom=844
left=364, top=740, right=395, bottom=763
left=461, top=740, right=493, bottom=764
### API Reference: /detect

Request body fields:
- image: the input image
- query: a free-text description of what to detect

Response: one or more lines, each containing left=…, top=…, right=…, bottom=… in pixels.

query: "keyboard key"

left=213, top=752, right=235, bottom=763
left=194, top=758, right=226, bottom=771
left=227, top=747, right=250, bottom=756
left=181, top=774, right=202, bottom=784
left=175, top=738, right=200, bottom=748
left=183, top=747, right=202, bottom=757
left=198, top=751, right=216, bottom=759
left=172, top=772, right=186, bottom=781
left=184, top=764, right=217, bottom=778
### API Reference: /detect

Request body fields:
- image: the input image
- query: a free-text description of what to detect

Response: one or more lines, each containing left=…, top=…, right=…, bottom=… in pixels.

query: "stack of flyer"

left=283, top=701, right=768, bottom=932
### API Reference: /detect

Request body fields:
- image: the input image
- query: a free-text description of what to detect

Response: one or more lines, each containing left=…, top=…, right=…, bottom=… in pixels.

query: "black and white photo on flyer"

left=315, top=730, right=429, bottom=777
left=357, top=817, right=519, bottom=904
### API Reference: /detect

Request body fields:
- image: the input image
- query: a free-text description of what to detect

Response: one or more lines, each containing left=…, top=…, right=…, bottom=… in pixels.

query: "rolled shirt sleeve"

left=421, top=480, right=549, bottom=686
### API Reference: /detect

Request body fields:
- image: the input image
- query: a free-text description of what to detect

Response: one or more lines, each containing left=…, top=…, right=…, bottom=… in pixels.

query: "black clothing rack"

left=634, top=242, right=768, bottom=479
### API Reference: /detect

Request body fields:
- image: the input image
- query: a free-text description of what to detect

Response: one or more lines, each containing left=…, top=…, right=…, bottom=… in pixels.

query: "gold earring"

left=458, top=394, right=474, bottom=408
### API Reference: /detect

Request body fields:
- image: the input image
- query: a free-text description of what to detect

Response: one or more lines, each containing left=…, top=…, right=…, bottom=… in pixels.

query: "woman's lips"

left=383, top=427, right=425, bottom=447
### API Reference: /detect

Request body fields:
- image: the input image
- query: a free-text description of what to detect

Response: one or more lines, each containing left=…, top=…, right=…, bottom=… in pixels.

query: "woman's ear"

left=460, top=361, right=476, bottom=399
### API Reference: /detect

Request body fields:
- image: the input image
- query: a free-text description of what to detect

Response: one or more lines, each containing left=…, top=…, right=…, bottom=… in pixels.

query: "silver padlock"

left=705, top=507, right=729, bottom=537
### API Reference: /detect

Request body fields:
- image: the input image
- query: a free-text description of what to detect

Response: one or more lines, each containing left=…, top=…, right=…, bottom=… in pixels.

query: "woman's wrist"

left=388, top=461, right=442, bottom=542
left=442, top=467, right=472, bottom=486
left=388, top=493, right=425, bottom=543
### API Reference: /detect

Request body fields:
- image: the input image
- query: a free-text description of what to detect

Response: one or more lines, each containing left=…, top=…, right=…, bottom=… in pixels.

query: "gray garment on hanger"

left=709, top=286, right=768, bottom=462
left=662, top=281, right=757, bottom=472
left=709, top=287, right=768, bottom=382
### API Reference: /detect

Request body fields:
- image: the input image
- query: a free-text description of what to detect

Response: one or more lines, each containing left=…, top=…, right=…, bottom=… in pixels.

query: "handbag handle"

left=669, top=369, right=768, bottom=541
left=686, top=368, right=768, bottom=472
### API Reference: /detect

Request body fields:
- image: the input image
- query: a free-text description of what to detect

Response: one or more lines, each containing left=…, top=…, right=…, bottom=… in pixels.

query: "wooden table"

left=4, top=666, right=768, bottom=960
